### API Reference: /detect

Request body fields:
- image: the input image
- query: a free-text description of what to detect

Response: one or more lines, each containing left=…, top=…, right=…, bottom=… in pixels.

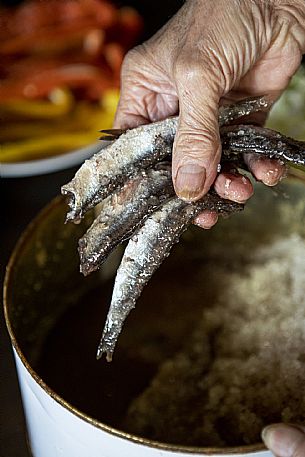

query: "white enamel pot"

left=5, top=173, right=305, bottom=457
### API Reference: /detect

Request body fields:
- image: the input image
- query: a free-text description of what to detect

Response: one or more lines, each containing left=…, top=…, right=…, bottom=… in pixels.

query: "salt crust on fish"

left=62, top=118, right=177, bottom=221
left=60, top=95, right=305, bottom=361
left=62, top=97, right=270, bottom=222
left=79, top=165, right=174, bottom=275
left=97, top=194, right=243, bottom=361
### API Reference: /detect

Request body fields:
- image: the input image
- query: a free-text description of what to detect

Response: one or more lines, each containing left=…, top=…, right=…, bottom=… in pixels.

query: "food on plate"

left=0, top=0, right=142, bottom=162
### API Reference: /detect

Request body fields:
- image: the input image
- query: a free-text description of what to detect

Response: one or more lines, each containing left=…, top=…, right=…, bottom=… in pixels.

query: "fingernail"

left=262, top=424, right=305, bottom=456
left=261, top=425, right=277, bottom=448
left=263, top=164, right=288, bottom=186
left=262, top=169, right=282, bottom=186
left=175, top=164, right=206, bottom=201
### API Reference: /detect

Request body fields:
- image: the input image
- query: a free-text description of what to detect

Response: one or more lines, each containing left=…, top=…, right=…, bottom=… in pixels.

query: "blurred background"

left=1, top=1, right=304, bottom=455
left=0, top=1, right=182, bottom=455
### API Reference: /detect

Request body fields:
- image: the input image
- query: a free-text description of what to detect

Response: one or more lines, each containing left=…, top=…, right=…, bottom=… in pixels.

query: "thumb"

left=262, top=423, right=305, bottom=457
left=172, top=62, right=222, bottom=201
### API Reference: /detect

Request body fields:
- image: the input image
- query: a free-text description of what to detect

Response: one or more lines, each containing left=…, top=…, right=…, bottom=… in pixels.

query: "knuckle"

left=176, top=127, right=217, bottom=150
left=174, top=46, right=226, bottom=94
left=121, top=45, right=146, bottom=72
left=174, top=53, right=205, bottom=85
left=173, top=128, right=220, bottom=167
left=181, top=108, right=219, bottom=136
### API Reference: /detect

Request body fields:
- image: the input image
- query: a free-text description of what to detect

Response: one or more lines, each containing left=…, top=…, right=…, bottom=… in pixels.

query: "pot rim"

left=3, top=195, right=267, bottom=455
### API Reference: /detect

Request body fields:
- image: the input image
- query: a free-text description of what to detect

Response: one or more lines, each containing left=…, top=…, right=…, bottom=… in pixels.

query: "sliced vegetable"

left=0, top=88, right=74, bottom=119
left=0, top=0, right=142, bottom=162
left=0, top=89, right=119, bottom=162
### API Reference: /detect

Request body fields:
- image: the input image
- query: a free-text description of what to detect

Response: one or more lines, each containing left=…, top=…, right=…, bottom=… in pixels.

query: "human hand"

left=114, top=0, right=305, bottom=228
left=262, top=423, right=305, bottom=457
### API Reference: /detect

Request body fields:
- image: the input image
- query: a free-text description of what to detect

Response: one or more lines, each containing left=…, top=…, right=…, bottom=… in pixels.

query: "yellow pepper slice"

left=0, top=132, right=98, bottom=162
left=0, top=89, right=120, bottom=162
left=0, top=88, right=74, bottom=119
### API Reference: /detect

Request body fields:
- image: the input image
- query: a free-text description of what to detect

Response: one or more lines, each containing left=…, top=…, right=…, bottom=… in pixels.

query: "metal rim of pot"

left=3, top=195, right=268, bottom=456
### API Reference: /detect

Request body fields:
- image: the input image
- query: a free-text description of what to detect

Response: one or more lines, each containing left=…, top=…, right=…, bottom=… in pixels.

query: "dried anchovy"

left=79, top=164, right=174, bottom=276
left=217, top=96, right=271, bottom=128
left=221, top=124, right=305, bottom=165
left=97, top=194, right=243, bottom=361
left=61, top=95, right=305, bottom=362
left=99, top=96, right=271, bottom=141
left=62, top=97, right=270, bottom=222
left=82, top=119, right=301, bottom=277
left=61, top=117, right=176, bottom=222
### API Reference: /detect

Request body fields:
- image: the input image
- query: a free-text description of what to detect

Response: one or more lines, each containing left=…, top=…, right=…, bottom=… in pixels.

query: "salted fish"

left=62, top=97, right=270, bottom=222
left=221, top=124, right=305, bottom=164
left=97, top=193, right=243, bottom=361
left=79, top=164, right=174, bottom=276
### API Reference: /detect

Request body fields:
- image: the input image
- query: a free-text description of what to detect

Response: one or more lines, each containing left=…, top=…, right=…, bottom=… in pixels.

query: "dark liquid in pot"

left=34, top=261, right=204, bottom=430
left=35, top=283, right=155, bottom=428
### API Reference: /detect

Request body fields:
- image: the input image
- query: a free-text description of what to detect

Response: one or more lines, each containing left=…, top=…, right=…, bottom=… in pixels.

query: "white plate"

left=0, top=141, right=107, bottom=178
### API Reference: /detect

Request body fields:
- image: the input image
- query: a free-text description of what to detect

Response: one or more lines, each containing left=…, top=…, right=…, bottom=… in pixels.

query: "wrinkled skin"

left=114, top=0, right=305, bottom=453
left=115, top=0, right=305, bottom=229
